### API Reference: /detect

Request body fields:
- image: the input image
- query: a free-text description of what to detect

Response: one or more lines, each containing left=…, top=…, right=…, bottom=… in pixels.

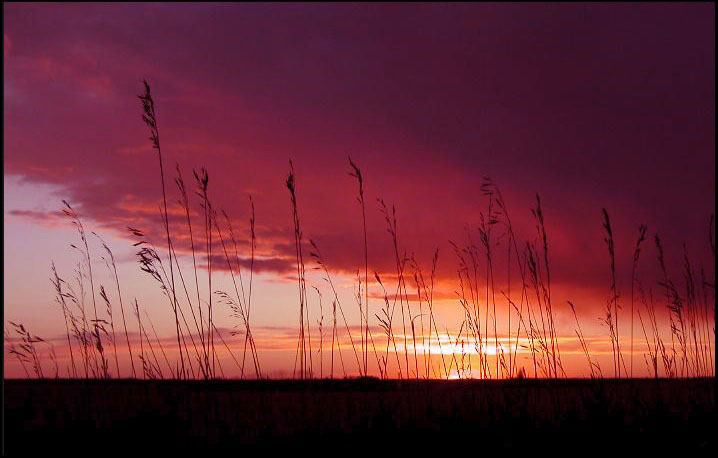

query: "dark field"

left=4, top=378, right=716, bottom=453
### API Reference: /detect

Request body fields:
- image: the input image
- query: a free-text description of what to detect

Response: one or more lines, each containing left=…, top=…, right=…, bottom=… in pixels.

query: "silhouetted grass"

left=6, top=81, right=714, bottom=384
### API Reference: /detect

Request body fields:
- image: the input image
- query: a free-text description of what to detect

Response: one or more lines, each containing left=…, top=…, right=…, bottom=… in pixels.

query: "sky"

left=3, top=3, right=715, bottom=379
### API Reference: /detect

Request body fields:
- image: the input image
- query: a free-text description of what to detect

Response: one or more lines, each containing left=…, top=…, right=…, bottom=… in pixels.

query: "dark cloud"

left=4, top=3, right=714, bottom=316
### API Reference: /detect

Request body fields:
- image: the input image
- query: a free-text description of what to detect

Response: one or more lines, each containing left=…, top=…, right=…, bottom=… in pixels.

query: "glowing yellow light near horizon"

left=400, top=335, right=535, bottom=356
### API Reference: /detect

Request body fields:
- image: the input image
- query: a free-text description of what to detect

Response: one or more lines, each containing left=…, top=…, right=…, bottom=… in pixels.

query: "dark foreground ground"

left=4, top=378, right=716, bottom=453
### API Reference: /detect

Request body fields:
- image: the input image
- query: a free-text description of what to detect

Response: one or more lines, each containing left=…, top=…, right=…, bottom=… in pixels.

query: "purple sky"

left=4, top=3, right=715, bottom=378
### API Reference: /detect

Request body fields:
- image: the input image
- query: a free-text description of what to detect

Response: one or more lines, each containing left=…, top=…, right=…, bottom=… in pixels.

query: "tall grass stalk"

left=175, top=165, right=209, bottom=378
left=194, top=167, right=215, bottom=377
left=62, top=201, right=104, bottom=377
left=287, top=161, right=309, bottom=378
left=309, top=240, right=362, bottom=375
left=533, top=196, right=561, bottom=377
left=378, top=199, right=414, bottom=378
left=7, top=322, right=44, bottom=378
left=215, top=212, right=260, bottom=378
left=602, top=209, right=623, bottom=377
left=630, top=224, right=648, bottom=378
left=139, top=81, right=185, bottom=379
left=95, top=234, right=135, bottom=378
left=51, top=263, right=77, bottom=378
left=348, top=157, right=369, bottom=375
left=99, top=286, right=120, bottom=377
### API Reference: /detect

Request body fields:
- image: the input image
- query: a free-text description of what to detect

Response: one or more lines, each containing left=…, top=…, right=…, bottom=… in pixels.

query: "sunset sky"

left=4, top=3, right=714, bottom=379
